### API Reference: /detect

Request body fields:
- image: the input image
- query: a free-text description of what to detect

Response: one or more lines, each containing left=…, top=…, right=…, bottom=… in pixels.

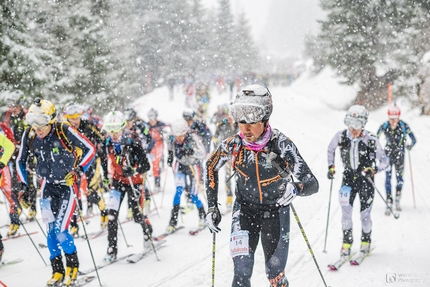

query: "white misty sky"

left=204, top=0, right=326, bottom=58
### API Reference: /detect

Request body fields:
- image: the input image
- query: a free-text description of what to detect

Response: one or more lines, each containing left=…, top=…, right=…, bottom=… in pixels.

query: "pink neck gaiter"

left=240, top=124, right=272, bottom=152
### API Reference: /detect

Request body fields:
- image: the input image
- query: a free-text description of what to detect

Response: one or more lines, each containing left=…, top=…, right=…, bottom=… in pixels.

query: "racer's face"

left=9, top=105, right=22, bottom=116
left=109, top=130, right=123, bottom=142
left=68, top=117, right=81, bottom=128
left=35, top=124, right=52, bottom=139
left=389, top=118, right=399, bottom=130
left=348, top=127, right=362, bottom=139
left=238, top=121, right=265, bottom=143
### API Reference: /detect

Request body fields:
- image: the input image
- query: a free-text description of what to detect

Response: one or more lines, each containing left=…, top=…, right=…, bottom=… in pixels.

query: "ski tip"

left=350, top=261, right=359, bottom=265
left=327, top=265, right=338, bottom=271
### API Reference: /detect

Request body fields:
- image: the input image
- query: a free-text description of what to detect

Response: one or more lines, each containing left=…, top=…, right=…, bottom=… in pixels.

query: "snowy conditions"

left=1, top=67, right=429, bottom=287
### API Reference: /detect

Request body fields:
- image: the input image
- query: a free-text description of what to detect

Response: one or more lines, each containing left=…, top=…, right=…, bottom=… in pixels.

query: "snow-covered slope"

left=1, top=70, right=429, bottom=287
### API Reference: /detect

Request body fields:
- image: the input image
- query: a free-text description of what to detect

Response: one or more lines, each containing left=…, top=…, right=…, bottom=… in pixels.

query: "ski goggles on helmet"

left=229, top=103, right=265, bottom=124
left=63, top=104, right=84, bottom=119
left=102, top=122, right=126, bottom=133
left=26, top=112, right=53, bottom=127
left=344, top=116, right=365, bottom=130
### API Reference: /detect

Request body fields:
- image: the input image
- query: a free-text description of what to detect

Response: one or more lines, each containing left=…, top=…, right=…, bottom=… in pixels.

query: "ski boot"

left=70, top=226, right=79, bottom=238
left=47, top=255, right=65, bottom=286
left=100, top=214, right=109, bottom=230
left=105, top=246, right=117, bottom=262
left=395, top=188, right=402, bottom=211
left=341, top=243, right=352, bottom=256
left=385, top=195, right=393, bottom=216
left=28, top=209, right=37, bottom=222
left=126, top=208, right=133, bottom=220
left=7, top=224, right=19, bottom=236
left=64, top=252, right=79, bottom=286
left=226, top=195, right=233, bottom=210
left=269, top=272, right=289, bottom=287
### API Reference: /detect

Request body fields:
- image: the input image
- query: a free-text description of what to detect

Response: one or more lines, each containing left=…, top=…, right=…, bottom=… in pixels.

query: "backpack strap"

left=55, top=122, right=74, bottom=154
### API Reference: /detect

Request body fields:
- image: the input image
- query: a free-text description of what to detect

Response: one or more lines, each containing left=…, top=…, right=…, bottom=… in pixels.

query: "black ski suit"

left=206, top=129, right=319, bottom=287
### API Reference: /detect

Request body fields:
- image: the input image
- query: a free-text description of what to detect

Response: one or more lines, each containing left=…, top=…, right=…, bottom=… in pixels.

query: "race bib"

left=106, top=189, right=121, bottom=211
left=40, top=198, right=55, bottom=224
left=339, top=186, right=352, bottom=206
left=230, top=230, right=250, bottom=258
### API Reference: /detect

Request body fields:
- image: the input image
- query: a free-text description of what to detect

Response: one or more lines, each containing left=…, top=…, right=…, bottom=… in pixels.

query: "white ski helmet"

left=171, top=118, right=189, bottom=136
left=344, top=105, right=368, bottom=129
left=229, top=84, right=272, bottom=123
left=103, top=111, right=127, bottom=132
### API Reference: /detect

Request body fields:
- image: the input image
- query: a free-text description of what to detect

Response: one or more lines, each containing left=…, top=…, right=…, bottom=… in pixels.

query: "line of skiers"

left=0, top=84, right=417, bottom=287
left=0, top=91, right=230, bottom=286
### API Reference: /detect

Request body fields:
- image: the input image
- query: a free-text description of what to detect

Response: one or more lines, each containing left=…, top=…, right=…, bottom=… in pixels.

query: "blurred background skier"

left=165, top=118, right=207, bottom=233
left=147, top=108, right=167, bottom=194
left=376, top=104, right=417, bottom=214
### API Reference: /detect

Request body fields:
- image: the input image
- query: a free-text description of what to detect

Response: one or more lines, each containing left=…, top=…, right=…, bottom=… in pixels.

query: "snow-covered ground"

left=1, top=67, right=429, bottom=287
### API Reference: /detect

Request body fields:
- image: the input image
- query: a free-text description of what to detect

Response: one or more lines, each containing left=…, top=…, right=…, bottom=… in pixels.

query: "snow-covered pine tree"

left=29, top=0, right=113, bottom=107
left=0, top=1, right=52, bottom=97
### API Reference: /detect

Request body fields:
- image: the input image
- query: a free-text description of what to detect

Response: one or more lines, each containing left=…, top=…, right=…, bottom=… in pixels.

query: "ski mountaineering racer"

left=205, top=84, right=319, bottom=287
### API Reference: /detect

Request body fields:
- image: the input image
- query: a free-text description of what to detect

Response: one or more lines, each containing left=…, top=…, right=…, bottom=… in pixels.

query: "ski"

left=0, top=258, right=23, bottom=267
left=153, top=226, right=185, bottom=241
left=3, top=231, right=38, bottom=241
left=189, top=226, right=206, bottom=236
left=73, top=276, right=96, bottom=286
left=126, top=240, right=166, bottom=263
left=350, top=247, right=375, bottom=266
left=79, top=253, right=133, bottom=275
left=328, top=252, right=356, bottom=271
left=80, top=229, right=107, bottom=240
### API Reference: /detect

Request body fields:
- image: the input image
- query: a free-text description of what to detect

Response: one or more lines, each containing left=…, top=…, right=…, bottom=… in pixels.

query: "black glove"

left=406, top=144, right=413, bottom=151
left=0, top=162, right=5, bottom=171
left=361, top=167, right=376, bottom=178
left=206, top=205, right=222, bottom=233
left=122, top=166, right=135, bottom=177
left=327, top=165, right=335, bottom=179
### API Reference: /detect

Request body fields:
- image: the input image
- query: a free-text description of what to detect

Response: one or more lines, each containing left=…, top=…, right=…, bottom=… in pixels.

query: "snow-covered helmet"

left=388, top=105, right=401, bottom=119
left=63, top=102, right=85, bottom=119
left=148, top=108, right=158, bottom=120
left=229, top=84, right=272, bottom=123
left=171, top=119, right=189, bottom=136
left=7, top=90, right=27, bottom=107
left=344, top=105, right=368, bottom=129
left=182, top=108, right=195, bottom=121
left=26, top=98, right=57, bottom=127
left=103, top=111, right=127, bottom=132
left=123, top=108, right=137, bottom=121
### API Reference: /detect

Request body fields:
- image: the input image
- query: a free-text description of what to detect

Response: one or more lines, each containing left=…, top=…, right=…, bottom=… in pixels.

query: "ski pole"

left=366, top=177, right=399, bottom=219
left=117, top=219, right=132, bottom=247
left=125, top=169, right=160, bottom=261
left=189, top=165, right=207, bottom=201
left=269, top=155, right=329, bottom=287
left=18, top=218, right=47, bottom=266
left=211, top=232, right=216, bottom=287
left=160, top=167, right=169, bottom=208
left=407, top=149, right=416, bottom=209
left=144, top=175, right=160, bottom=218
left=290, top=203, right=329, bottom=287
left=323, top=179, right=333, bottom=253
left=73, top=196, right=103, bottom=287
